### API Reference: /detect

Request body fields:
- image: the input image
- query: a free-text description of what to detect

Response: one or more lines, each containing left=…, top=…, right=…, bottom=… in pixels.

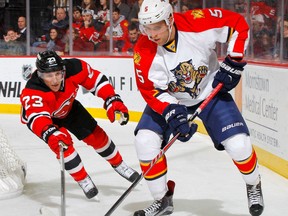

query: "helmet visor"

left=38, top=70, right=65, bottom=82
left=140, top=21, right=169, bottom=36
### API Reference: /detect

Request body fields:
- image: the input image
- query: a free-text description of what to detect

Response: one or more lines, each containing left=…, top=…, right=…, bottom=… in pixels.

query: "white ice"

left=0, top=114, right=288, bottom=216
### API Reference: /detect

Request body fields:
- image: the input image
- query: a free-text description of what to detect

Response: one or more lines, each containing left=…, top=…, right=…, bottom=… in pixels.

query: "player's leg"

left=55, top=145, right=98, bottom=199
left=82, top=125, right=139, bottom=182
left=133, top=106, right=175, bottom=216
left=61, top=100, right=139, bottom=183
left=199, top=93, right=264, bottom=216
left=222, top=133, right=263, bottom=216
left=52, top=100, right=100, bottom=199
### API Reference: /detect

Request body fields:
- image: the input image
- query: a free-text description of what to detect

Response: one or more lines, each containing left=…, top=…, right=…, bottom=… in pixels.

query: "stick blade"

left=39, top=207, right=57, bottom=216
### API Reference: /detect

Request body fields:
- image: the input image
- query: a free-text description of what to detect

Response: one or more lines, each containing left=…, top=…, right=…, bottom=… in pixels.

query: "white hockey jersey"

left=133, top=8, right=249, bottom=114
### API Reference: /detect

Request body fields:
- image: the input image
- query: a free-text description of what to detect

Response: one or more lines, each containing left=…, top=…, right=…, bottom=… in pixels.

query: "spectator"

left=64, top=28, right=94, bottom=53
left=122, top=23, right=140, bottom=55
left=16, top=16, right=36, bottom=45
left=274, top=14, right=288, bottom=60
left=180, top=0, right=201, bottom=9
left=79, top=9, right=101, bottom=50
left=0, top=7, right=4, bottom=40
left=251, top=14, right=266, bottom=37
left=170, top=0, right=178, bottom=11
left=113, top=0, right=130, bottom=20
left=46, top=27, right=66, bottom=55
left=1, top=27, right=25, bottom=55
left=284, top=15, right=288, bottom=59
left=100, top=7, right=129, bottom=52
left=43, top=7, right=69, bottom=39
left=81, top=0, right=98, bottom=15
left=181, top=4, right=190, bottom=14
left=253, top=29, right=274, bottom=59
left=72, top=6, right=83, bottom=31
left=128, top=0, right=143, bottom=26
left=234, top=0, right=246, bottom=14
left=3, top=27, right=20, bottom=43
left=95, top=0, right=110, bottom=31
left=251, top=0, right=276, bottom=20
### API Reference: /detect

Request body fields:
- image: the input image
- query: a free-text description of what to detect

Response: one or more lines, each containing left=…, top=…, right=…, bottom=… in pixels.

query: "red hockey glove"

left=163, top=104, right=198, bottom=142
left=212, top=56, right=247, bottom=93
left=104, top=94, right=129, bottom=125
left=41, top=125, right=73, bottom=154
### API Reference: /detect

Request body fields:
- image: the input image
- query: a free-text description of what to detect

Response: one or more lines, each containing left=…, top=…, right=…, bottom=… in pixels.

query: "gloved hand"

left=104, top=94, right=129, bottom=125
left=163, top=104, right=198, bottom=142
left=212, top=56, right=247, bottom=93
left=41, top=125, right=73, bottom=154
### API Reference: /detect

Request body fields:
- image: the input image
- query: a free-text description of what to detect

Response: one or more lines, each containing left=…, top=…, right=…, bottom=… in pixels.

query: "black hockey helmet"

left=36, top=50, right=64, bottom=73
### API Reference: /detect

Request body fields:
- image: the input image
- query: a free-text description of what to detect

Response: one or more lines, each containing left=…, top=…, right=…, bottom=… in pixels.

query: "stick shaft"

left=59, top=143, right=66, bottom=216
left=104, top=83, right=223, bottom=216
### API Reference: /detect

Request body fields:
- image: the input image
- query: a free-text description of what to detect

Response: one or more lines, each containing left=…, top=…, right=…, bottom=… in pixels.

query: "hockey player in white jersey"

left=132, top=0, right=264, bottom=216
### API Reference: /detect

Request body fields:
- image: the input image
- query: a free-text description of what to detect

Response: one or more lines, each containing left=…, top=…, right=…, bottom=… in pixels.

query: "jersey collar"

left=163, top=24, right=178, bottom=53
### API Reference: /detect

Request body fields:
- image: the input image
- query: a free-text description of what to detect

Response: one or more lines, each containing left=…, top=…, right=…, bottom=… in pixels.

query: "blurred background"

left=0, top=0, right=287, bottom=63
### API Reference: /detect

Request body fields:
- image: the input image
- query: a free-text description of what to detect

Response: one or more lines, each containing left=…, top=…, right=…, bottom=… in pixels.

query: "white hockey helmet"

left=138, top=0, right=173, bottom=26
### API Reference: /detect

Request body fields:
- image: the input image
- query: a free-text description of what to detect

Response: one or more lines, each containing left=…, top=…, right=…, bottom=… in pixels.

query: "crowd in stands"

left=0, top=0, right=287, bottom=62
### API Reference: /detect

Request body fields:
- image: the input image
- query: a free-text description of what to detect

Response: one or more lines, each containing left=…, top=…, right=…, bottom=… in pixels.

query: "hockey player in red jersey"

left=132, top=0, right=264, bottom=216
left=20, top=50, right=139, bottom=199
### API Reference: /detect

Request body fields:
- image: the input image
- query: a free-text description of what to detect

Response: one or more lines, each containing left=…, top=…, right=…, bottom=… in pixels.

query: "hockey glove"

left=163, top=104, right=198, bottom=142
left=104, top=94, right=129, bottom=125
left=41, top=125, right=73, bottom=154
left=212, top=56, right=247, bottom=93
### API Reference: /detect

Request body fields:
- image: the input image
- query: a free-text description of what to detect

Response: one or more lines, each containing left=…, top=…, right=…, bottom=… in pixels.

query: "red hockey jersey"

left=20, top=58, right=115, bottom=138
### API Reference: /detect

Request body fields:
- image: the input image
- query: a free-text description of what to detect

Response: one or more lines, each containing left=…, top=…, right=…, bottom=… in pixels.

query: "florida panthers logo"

left=168, top=59, right=208, bottom=98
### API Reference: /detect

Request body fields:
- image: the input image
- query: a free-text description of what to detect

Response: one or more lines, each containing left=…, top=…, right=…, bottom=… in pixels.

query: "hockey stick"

left=39, top=142, right=67, bottom=216
left=59, top=142, right=66, bottom=216
left=104, top=83, right=223, bottom=216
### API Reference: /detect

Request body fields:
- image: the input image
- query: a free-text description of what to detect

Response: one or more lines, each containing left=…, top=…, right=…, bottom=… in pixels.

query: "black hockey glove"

left=212, top=56, right=247, bottom=93
left=163, top=104, right=198, bottom=142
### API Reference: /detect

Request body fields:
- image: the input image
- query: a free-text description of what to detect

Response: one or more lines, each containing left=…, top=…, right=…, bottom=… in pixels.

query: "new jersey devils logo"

left=52, top=93, right=76, bottom=118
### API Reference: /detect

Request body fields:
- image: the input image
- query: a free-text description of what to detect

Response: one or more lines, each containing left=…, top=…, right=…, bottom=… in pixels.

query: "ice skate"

left=246, top=179, right=264, bottom=216
left=113, top=161, right=139, bottom=182
left=134, top=180, right=175, bottom=216
left=78, top=175, right=98, bottom=199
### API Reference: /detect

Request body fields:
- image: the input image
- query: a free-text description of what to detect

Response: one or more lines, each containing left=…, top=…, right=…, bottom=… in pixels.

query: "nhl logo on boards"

left=22, top=64, right=33, bottom=81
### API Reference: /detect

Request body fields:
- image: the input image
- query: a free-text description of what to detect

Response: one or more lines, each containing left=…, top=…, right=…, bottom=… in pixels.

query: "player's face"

left=41, top=71, right=64, bottom=92
left=143, top=21, right=170, bottom=46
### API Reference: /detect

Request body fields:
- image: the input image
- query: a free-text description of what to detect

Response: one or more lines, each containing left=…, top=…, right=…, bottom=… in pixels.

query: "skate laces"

left=78, top=176, right=94, bottom=192
left=114, top=161, right=134, bottom=178
left=247, top=183, right=262, bottom=205
left=143, top=200, right=162, bottom=214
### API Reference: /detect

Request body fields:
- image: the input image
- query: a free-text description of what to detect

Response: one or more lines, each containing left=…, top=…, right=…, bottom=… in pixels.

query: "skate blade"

left=94, top=195, right=100, bottom=202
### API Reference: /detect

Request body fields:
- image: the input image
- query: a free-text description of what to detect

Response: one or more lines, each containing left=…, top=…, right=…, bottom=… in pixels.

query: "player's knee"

left=222, top=133, right=253, bottom=161
left=83, top=125, right=108, bottom=149
left=135, top=129, right=162, bottom=160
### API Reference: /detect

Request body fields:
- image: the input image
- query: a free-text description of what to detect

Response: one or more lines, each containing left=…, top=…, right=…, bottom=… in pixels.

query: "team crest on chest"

left=168, top=59, right=208, bottom=98
left=52, top=89, right=78, bottom=118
